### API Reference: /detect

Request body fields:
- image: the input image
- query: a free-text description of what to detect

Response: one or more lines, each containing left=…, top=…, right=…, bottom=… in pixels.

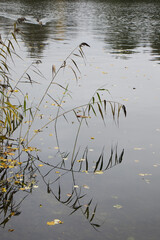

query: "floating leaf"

left=8, top=229, right=14, bottom=232
left=47, top=219, right=63, bottom=226
left=89, top=149, right=94, bottom=152
left=67, top=193, right=72, bottom=197
left=38, top=164, right=44, bottom=167
left=113, top=204, right=123, bottom=209
left=77, top=158, right=85, bottom=162
left=134, top=147, right=144, bottom=150
left=54, top=146, right=59, bottom=150
left=83, top=185, right=90, bottom=189
left=139, top=173, right=152, bottom=176
left=1, top=188, right=7, bottom=192
left=94, top=170, right=104, bottom=175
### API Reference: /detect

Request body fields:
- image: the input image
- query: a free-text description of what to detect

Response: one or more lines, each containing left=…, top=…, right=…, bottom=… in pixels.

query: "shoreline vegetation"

left=0, top=20, right=126, bottom=230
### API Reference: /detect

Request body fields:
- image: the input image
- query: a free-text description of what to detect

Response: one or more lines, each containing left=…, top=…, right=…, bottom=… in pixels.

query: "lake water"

left=0, top=0, right=160, bottom=239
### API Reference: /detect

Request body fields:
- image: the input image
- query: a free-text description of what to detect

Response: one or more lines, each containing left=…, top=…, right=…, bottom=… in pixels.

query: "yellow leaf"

left=38, top=164, right=44, bottom=167
left=122, top=98, right=128, bottom=101
left=113, top=204, right=123, bottom=209
left=94, top=170, right=104, bottom=174
left=66, top=193, right=72, bottom=197
left=8, top=229, right=14, bottom=232
left=47, top=219, right=63, bottom=226
left=1, top=188, right=7, bottom=192
left=83, top=185, right=90, bottom=189
left=54, top=147, right=59, bottom=150
left=49, top=133, right=53, bottom=136
left=74, top=185, right=79, bottom=188
left=55, top=171, right=60, bottom=174
left=19, top=188, right=25, bottom=191
left=14, top=181, right=20, bottom=184
left=90, top=137, right=95, bottom=140
left=77, top=158, right=85, bottom=162
left=134, top=148, right=144, bottom=150
left=17, top=162, right=22, bottom=165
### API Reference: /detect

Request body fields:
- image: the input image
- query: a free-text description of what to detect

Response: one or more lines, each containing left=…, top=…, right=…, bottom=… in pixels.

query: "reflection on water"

left=0, top=0, right=160, bottom=61
left=0, top=123, right=124, bottom=231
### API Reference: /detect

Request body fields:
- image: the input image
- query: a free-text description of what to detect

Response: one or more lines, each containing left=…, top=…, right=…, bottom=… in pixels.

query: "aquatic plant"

left=0, top=20, right=127, bottom=229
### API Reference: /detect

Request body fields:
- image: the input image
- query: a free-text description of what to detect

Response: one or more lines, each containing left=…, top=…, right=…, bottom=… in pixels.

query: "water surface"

left=0, top=0, right=160, bottom=239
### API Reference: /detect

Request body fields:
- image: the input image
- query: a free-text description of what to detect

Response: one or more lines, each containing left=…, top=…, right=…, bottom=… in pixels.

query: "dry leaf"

left=113, top=204, right=123, bottom=209
left=83, top=184, right=90, bottom=189
left=94, top=170, right=104, bottom=175
left=134, top=148, right=144, bottom=150
left=54, top=147, right=59, bottom=150
left=47, top=219, right=63, bottom=226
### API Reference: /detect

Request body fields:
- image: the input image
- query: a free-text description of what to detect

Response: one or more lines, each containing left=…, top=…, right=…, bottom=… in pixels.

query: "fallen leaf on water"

left=38, top=164, right=44, bottom=167
left=89, top=149, right=94, bottom=152
left=134, top=148, right=144, bottom=150
left=67, top=193, right=72, bottom=197
left=123, top=98, right=128, bottom=101
left=55, top=171, right=60, bottom=174
left=77, top=158, right=85, bottom=162
left=94, top=170, right=104, bottom=175
left=83, top=185, right=90, bottom=189
left=139, top=173, right=152, bottom=177
left=54, top=147, right=59, bottom=150
left=76, top=115, right=91, bottom=119
left=74, top=185, right=79, bottom=188
left=81, top=170, right=88, bottom=174
left=1, top=188, right=7, bottom=193
left=34, top=129, right=42, bottom=133
left=153, top=164, right=158, bottom=167
left=47, top=219, right=63, bottom=226
left=49, top=133, right=53, bottom=136
left=8, top=229, right=14, bottom=232
left=102, top=71, right=108, bottom=74
left=113, top=204, right=123, bottom=209
left=90, top=137, right=95, bottom=140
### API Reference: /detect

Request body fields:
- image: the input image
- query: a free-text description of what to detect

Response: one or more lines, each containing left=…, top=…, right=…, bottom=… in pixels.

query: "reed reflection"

left=0, top=138, right=124, bottom=229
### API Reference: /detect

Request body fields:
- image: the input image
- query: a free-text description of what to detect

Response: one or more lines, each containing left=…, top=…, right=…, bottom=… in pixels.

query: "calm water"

left=0, top=0, right=160, bottom=239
